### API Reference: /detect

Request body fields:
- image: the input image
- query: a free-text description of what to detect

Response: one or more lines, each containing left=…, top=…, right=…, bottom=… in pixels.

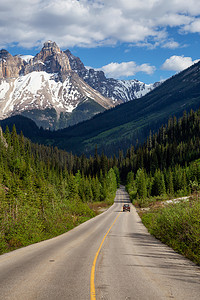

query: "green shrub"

left=142, top=199, right=200, bottom=265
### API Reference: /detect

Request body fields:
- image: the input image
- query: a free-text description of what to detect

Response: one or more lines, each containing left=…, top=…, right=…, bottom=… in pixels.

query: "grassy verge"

left=0, top=200, right=95, bottom=255
left=139, top=196, right=200, bottom=265
left=0, top=197, right=115, bottom=255
left=88, top=200, right=113, bottom=214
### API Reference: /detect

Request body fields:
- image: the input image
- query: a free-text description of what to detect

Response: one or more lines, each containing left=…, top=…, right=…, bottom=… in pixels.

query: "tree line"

left=0, top=126, right=118, bottom=253
left=1, top=106, right=200, bottom=253
left=124, top=108, right=200, bottom=203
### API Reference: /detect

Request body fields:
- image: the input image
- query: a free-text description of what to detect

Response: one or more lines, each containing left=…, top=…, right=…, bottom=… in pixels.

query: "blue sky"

left=1, top=0, right=200, bottom=84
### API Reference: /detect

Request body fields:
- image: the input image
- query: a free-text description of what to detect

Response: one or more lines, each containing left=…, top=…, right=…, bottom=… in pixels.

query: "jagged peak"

left=42, top=40, right=60, bottom=53
left=0, top=49, right=11, bottom=58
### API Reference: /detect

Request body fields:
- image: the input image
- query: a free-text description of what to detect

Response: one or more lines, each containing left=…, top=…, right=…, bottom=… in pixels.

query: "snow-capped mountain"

left=64, top=49, right=160, bottom=102
left=0, top=41, right=159, bottom=130
left=0, top=41, right=115, bottom=129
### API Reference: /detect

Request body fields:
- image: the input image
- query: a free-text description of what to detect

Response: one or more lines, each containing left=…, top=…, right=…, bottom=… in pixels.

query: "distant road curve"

left=0, top=186, right=200, bottom=300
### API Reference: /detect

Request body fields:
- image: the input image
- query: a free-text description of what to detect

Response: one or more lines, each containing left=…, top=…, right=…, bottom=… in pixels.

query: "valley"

left=1, top=2, right=200, bottom=300
left=0, top=66, right=200, bottom=299
left=2, top=57, right=200, bottom=156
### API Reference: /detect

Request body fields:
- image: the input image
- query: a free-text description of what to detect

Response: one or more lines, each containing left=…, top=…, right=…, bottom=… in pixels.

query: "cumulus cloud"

left=0, top=0, right=200, bottom=49
left=98, top=61, right=156, bottom=78
left=183, top=19, right=200, bottom=33
left=161, top=55, right=200, bottom=72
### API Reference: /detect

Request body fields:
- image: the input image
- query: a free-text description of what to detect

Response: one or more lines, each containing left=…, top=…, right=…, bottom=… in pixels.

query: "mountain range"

left=64, top=49, right=160, bottom=102
left=0, top=41, right=157, bottom=129
left=1, top=57, right=200, bottom=156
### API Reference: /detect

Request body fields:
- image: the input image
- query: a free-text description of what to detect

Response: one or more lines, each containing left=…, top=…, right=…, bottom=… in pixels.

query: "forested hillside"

left=0, top=126, right=119, bottom=254
left=123, top=108, right=200, bottom=192
left=21, top=59, right=200, bottom=156
left=1, top=107, right=200, bottom=258
left=124, top=108, right=200, bottom=265
left=2, top=57, right=200, bottom=157
left=120, top=110, right=200, bottom=177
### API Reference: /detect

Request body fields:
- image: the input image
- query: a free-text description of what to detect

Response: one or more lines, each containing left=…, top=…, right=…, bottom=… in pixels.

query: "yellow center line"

left=90, top=206, right=122, bottom=300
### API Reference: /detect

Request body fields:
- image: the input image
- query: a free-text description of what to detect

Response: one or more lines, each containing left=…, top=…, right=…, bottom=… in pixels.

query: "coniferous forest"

left=124, top=108, right=200, bottom=199
left=1, top=107, right=200, bottom=262
left=0, top=125, right=119, bottom=254
left=124, top=108, right=200, bottom=265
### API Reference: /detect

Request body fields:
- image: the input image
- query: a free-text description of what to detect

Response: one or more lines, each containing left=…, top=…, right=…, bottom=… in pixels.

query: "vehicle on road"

left=123, top=203, right=130, bottom=212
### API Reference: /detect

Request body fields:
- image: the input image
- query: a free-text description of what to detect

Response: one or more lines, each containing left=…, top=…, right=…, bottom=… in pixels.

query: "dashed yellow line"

left=90, top=211, right=121, bottom=300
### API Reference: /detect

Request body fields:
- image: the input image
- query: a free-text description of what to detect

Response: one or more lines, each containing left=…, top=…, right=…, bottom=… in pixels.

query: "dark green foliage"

left=125, top=108, right=200, bottom=265
left=2, top=101, right=200, bottom=262
left=125, top=108, right=200, bottom=205
left=135, top=169, right=147, bottom=199
left=0, top=127, right=118, bottom=254
left=124, top=108, right=200, bottom=180
left=0, top=115, right=41, bottom=139
left=151, top=169, right=166, bottom=196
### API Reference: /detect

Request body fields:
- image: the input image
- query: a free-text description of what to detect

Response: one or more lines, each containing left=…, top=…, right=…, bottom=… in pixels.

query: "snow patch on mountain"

left=0, top=42, right=161, bottom=130
left=18, top=55, right=34, bottom=62
left=117, top=79, right=155, bottom=99
left=0, top=66, right=115, bottom=127
left=0, top=80, right=10, bottom=99
left=0, top=71, right=85, bottom=118
left=64, top=50, right=160, bottom=103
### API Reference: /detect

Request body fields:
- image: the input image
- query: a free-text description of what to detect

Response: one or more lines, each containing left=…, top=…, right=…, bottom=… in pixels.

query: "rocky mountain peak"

left=23, top=41, right=71, bottom=76
left=0, top=49, right=11, bottom=59
left=43, top=40, right=60, bottom=50
left=39, top=40, right=61, bottom=59
left=64, top=50, right=157, bottom=102
left=0, top=41, right=72, bottom=79
left=0, top=49, right=25, bottom=79
left=0, top=41, right=160, bottom=130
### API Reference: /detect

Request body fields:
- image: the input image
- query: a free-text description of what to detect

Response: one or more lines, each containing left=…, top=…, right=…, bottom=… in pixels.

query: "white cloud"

left=183, top=19, right=200, bottom=33
left=98, top=61, right=156, bottom=78
left=161, top=55, right=200, bottom=72
left=162, top=40, right=180, bottom=49
left=0, top=0, right=200, bottom=49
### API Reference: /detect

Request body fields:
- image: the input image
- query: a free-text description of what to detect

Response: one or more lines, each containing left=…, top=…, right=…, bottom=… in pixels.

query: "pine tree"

left=151, top=169, right=166, bottom=196
left=136, top=169, right=147, bottom=199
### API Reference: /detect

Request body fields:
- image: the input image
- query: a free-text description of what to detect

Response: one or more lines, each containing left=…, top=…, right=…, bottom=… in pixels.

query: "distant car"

left=123, top=203, right=130, bottom=212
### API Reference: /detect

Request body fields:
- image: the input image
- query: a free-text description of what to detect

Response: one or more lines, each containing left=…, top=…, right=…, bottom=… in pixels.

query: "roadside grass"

left=0, top=201, right=96, bottom=254
left=0, top=198, right=115, bottom=255
left=88, top=201, right=110, bottom=214
left=88, top=191, right=116, bottom=215
left=139, top=195, right=200, bottom=265
left=130, top=191, right=170, bottom=208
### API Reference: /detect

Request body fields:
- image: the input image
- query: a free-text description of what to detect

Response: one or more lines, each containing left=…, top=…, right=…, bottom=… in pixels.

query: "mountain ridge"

left=0, top=41, right=116, bottom=129
left=2, top=58, right=199, bottom=156
left=0, top=41, right=158, bottom=129
left=64, top=49, right=160, bottom=102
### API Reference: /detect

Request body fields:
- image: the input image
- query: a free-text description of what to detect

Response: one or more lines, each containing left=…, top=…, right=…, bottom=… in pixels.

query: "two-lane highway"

left=0, top=186, right=200, bottom=299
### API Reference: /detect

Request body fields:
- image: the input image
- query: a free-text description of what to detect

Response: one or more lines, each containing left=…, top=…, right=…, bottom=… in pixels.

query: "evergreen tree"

left=136, top=169, right=147, bottom=199
left=151, top=169, right=166, bottom=196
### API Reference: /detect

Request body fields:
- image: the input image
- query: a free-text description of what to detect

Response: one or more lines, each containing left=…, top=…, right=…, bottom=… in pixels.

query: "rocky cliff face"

left=0, top=41, right=159, bottom=130
left=64, top=49, right=160, bottom=103
left=0, top=41, right=72, bottom=80
left=0, top=49, right=25, bottom=78
left=0, top=41, right=115, bottom=129
left=23, top=41, right=71, bottom=77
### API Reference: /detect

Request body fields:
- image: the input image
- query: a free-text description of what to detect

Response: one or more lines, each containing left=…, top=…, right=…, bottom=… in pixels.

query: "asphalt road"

left=0, top=186, right=200, bottom=300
